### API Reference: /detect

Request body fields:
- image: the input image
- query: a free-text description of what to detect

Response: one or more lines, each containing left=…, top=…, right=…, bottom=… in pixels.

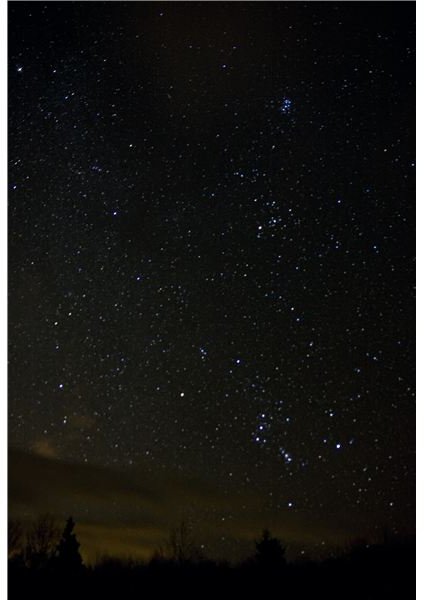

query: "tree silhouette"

left=8, top=519, right=23, bottom=559
left=154, top=520, right=204, bottom=565
left=254, top=529, right=287, bottom=570
left=169, top=520, right=193, bottom=563
left=55, top=516, right=84, bottom=572
left=25, top=514, right=60, bottom=569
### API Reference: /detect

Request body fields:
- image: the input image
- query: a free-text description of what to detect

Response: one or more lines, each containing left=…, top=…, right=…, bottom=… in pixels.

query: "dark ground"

left=9, top=538, right=415, bottom=600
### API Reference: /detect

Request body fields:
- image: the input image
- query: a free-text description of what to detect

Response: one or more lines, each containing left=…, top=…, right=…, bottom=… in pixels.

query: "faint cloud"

left=31, top=439, right=58, bottom=459
left=68, top=413, right=96, bottom=430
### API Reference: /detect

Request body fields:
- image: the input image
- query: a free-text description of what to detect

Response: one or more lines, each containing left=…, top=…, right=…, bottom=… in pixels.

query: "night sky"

left=8, top=1, right=415, bottom=562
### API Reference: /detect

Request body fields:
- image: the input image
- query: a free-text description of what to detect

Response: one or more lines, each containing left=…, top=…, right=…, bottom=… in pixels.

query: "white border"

left=1, top=0, right=7, bottom=595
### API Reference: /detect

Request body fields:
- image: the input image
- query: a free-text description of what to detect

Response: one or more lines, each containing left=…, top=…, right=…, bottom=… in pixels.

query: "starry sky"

left=8, top=1, right=415, bottom=562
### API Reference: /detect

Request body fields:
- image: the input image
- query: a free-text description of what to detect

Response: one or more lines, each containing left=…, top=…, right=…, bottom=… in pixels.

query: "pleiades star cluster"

left=8, top=2, right=415, bottom=559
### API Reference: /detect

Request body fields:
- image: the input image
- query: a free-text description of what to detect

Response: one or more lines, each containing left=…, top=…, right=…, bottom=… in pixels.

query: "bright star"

left=279, top=98, right=292, bottom=114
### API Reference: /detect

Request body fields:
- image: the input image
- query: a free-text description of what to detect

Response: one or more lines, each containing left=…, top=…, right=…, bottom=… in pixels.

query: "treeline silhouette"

left=8, top=515, right=415, bottom=599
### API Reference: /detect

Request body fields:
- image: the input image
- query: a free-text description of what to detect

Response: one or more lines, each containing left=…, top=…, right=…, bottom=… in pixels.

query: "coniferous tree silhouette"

left=55, top=516, right=84, bottom=572
left=254, top=529, right=287, bottom=570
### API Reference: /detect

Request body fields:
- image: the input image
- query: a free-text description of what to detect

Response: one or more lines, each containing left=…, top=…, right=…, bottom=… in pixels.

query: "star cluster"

left=9, top=2, right=415, bottom=550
